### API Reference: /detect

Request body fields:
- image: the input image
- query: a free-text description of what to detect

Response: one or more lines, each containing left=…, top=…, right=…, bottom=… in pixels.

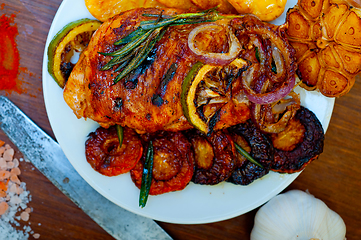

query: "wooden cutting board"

left=0, top=0, right=360, bottom=239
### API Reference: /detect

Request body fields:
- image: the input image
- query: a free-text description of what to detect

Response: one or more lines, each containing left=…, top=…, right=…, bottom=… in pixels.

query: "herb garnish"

left=100, top=8, right=231, bottom=84
left=139, top=141, right=154, bottom=208
left=234, top=142, right=263, bottom=168
left=116, top=125, right=124, bottom=148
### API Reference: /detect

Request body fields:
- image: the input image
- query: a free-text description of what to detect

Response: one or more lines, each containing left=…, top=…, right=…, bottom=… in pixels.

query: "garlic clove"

left=250, top=190, right=346, bottom=240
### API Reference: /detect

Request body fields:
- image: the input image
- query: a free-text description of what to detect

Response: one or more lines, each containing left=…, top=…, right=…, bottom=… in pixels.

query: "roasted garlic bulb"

left=282, top=0, right=361, bottom=97
left=251, top=190, right=346, bottom=240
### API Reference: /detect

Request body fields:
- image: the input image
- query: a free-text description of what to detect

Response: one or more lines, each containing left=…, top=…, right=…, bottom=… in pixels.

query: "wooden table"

left=1, top=0, right=360, bottom=239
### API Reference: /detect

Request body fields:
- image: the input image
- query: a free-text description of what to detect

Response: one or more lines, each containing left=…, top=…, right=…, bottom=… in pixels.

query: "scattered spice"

left=0, top=141, right=40, bottom=239
left=0, top=11, right=21, bottom=93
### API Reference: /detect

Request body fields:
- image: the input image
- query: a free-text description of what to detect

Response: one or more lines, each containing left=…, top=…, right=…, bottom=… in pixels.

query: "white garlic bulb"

left=251, top=190, right=346, bottom=240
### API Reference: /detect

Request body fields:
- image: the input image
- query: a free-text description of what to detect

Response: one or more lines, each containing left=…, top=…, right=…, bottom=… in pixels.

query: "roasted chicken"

left=67, top=8, right=326, bottom=191
left=63, top=8, right=251, bottom=133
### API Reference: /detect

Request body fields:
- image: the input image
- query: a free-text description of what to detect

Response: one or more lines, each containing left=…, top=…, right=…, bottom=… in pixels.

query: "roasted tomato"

left=130, top=131, right=195, bottom=195
left=85, top=126, right=143, bottom=176
left=187, top=130, right=236, bottom=185
left=228, top=119, right=274, bottom=185
left=271, top=106, right=324, bottom=173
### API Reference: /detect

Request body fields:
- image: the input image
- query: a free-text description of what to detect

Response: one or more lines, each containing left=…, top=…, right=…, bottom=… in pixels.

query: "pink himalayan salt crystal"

left=25, top=207, right=31, bottom=213
left=20, top=211, right=30, bottom=221
left=3, top=148, right=14, bottom=161
left=0, top=146, right=5, bottom=155
left=11, top=167, right=21, bottom=176
left=10, top=174, right=21, bottom=185
left=33, top=233, right=40, bottom=239
left=7, top=161, right=15, bottom=169
left=0, top=201, right=9, bottom=215
left=0, top=190, right=6, bottom=198
left=0, top=170, right=10, bottom=180
left=13, top=158, right=19, bottom=168
left=0, top=158, right=7, bottom=169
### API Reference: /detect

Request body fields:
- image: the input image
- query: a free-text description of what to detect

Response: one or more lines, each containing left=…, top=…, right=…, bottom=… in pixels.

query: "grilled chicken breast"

left=63, top=8, right=250, bottom=133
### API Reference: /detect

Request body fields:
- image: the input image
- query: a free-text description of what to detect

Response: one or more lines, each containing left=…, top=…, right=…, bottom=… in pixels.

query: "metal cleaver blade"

left=0, top=96, right=172, bottom=240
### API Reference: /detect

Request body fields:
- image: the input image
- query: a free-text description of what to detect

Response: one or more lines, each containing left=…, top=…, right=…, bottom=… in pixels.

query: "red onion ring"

left=249, top=34, right=269, bottom=69
left=242, top=67, right=295, bottom=104
left=251, top=91, right=301, bottom=133
left=231, top=16, right=297, bottom=105
left=188, top=23, right=242, bottom=66
left=267, top=43, right=286, bottom=83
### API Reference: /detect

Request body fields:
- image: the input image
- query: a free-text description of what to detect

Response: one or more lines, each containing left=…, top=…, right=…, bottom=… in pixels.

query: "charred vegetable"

left=187, top=130, right=236, bottom=185
left=181, top=59, right=248, bottom=135
left=47, top=18, right=101, bottom=88
left=270, top=106, right=324, bottom=173
left=228, top=119, right=274, bottom=185
left=85, top=126, right=143, bottom=176
left=130, top=131, right=194, bottom=196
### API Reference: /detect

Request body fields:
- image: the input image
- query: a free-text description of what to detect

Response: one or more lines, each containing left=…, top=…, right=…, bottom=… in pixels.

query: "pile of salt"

left=0, top=140, right=40, bottom=239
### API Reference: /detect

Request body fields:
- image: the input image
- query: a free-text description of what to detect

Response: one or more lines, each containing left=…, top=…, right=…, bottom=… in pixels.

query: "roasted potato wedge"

left=156, top=0, right=197, bottom=10
left=227, top=0, right=287, bottom=21
left=190, top=0, right=237, bottom=13
left=85, top=0, right=166, bottom=22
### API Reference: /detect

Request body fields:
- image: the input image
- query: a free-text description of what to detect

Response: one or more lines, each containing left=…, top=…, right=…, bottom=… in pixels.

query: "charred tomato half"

left=130, top=131, right=195, bottom=195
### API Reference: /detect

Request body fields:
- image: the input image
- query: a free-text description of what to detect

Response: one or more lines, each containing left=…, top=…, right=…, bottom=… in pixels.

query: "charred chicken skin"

left=63, top=8, right=252, bottom=133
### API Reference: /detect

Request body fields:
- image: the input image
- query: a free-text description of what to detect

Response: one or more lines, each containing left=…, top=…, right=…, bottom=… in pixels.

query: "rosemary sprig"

left=101, top=51, right=134, bottom=71
left=100, top=8, right=230, bottom=84
left=234, top=142, right=264, bottom=168
left=114, top=28, right=149, bottom=45
left=113, top=27, right=167, bottom=84
left=139, top=141, right=154, bottom=208
left=116, top=125, right=124, bottom=148
left=100, top=29, right=155, bottom=57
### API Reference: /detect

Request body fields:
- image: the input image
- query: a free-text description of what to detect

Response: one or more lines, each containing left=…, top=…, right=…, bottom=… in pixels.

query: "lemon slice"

left=181, top=58, right=248, bottom=135
left=47, top=18, right=101, bottom=88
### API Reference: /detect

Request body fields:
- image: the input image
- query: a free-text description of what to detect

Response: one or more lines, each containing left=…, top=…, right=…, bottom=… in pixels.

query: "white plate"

left=42, top=0, right=335, bottom=224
